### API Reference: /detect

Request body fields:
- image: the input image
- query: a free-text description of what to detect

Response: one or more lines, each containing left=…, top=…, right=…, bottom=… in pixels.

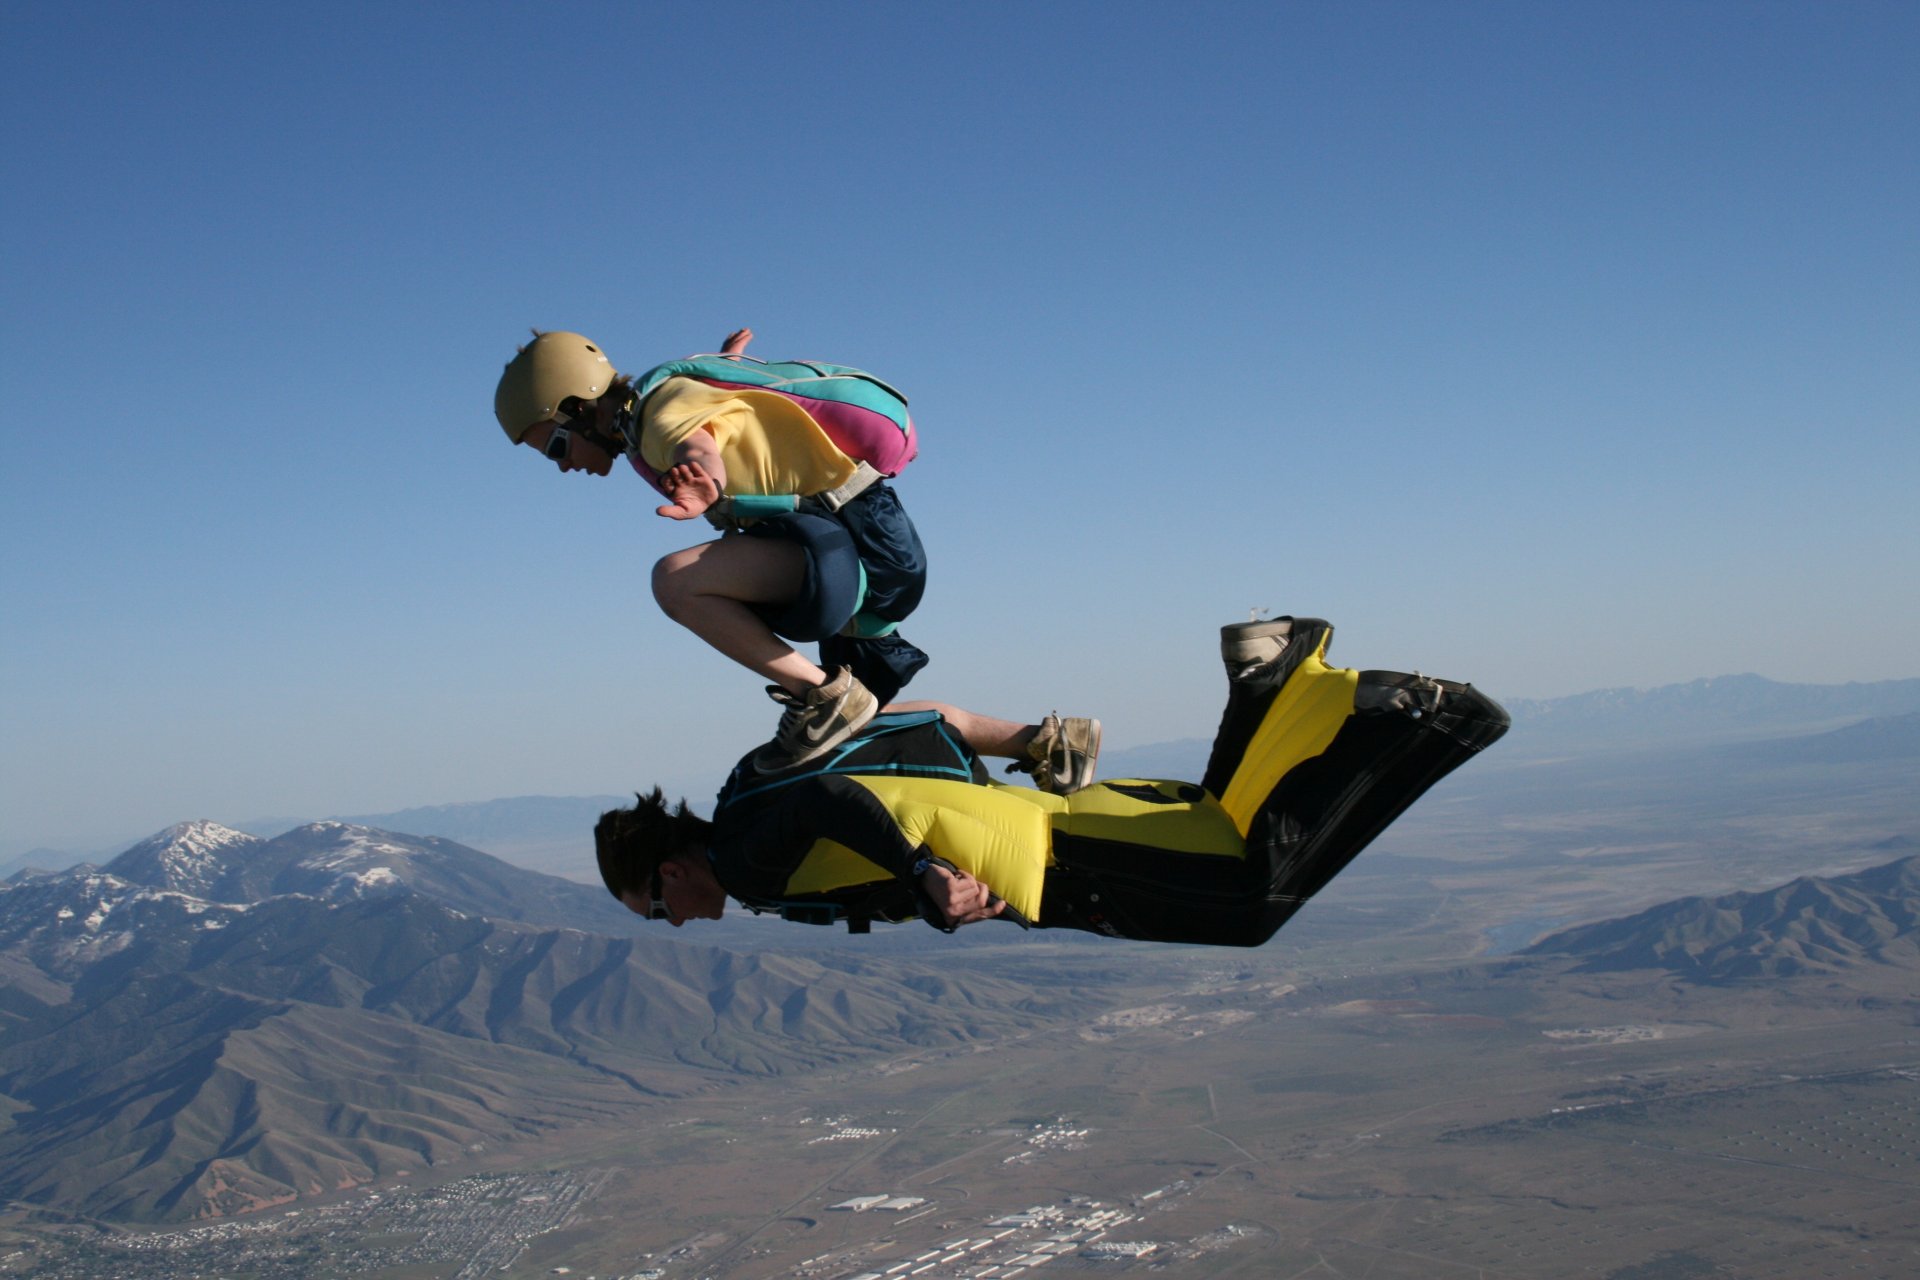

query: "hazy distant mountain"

left=1721, top=710, right=1920, bottom=765
left=1055, top=675, right=1920, bottom=782
left=1500, top=673, right=1920, bottom=754
left=1525, top=855, right=1920, bottom=979
left=4, top=859, right=99, bottom=887
left=334, top=793, right=632, bottom=839
left=2, top=850, right=95, bottom=885
left=1100, top=737, right=1212, bottom=782
left=0, top=824, right=1090, bottom=1223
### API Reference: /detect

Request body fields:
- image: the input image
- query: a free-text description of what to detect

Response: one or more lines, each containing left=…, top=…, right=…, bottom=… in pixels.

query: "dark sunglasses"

left=646, top=867, right=670, bottom=920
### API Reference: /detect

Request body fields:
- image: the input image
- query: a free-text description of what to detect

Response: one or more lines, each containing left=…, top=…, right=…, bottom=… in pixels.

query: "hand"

left=655, top=462, right=722, bottom=519
left=720, top=327, right=753, bottom=356
left=920, top=863, right=1006, bottom=928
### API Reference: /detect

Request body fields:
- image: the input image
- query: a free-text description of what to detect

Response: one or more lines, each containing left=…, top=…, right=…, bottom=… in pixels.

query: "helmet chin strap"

left=608, top=392, right=638, bottom=453
left=574, top=392, right=635, bottom=456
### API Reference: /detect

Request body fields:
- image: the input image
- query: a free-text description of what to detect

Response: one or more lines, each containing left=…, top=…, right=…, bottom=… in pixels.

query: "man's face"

left=621, top=858, right=727, bottom=927
left=521, top=404, right=615, bottom=477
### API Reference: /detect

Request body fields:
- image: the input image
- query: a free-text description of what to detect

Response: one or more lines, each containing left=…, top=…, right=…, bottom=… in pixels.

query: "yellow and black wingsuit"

left=708, top=619, right=1509, bottom=946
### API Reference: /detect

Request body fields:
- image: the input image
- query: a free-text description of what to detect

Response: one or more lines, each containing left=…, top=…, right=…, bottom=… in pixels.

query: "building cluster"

left=797, top=1116, right=1251, bottom=1277
left=6, top=1169, right=613, bottom=1280
left=1002, top=1118, right=1091, bottom=1165
left=836, top=1199, right=1153, bottom=1278
left=831, top=1195, right=930, bottom=1213
left=810, top=1125, right=895, bottom=1144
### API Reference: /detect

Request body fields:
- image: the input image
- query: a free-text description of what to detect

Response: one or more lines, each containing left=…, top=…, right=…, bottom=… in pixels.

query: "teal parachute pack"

left=624, top=354, right=918, bottom=502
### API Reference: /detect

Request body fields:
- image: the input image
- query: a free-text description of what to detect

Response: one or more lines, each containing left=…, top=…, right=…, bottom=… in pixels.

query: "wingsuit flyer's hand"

left=920, top=863, right=1006, bottom=928
left=720, top=327, right=753, bottom=356
left=656, top=462, right=722, bottom=520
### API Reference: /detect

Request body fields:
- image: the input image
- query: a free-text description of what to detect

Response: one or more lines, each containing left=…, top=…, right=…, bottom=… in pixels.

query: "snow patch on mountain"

left=290, top=823, right=422, bottom=870
left=0, top=871, right=253, bottom=974
left=108, top=820, right=264, bottom=897
left=328, top=865, right=404, bottom=898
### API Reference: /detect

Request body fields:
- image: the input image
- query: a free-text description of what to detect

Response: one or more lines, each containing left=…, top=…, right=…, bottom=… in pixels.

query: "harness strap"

left=801, top=461, right=885, bottom=515
left=739, top=898, right=875, bottom=934
left=702, top=462, right=884, bottom=529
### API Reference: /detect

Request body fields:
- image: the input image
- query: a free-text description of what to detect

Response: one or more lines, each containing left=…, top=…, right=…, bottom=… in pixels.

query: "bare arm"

left=885, top=701, right=1036, bottom=759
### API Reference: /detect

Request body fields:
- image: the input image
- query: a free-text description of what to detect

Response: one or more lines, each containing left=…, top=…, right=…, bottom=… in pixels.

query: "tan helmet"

left=493, top=331, right=619, bottom=442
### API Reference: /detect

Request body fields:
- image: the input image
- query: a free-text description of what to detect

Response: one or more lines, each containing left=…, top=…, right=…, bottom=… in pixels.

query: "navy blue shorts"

left=737, top=484, right=927, bottom=643
left=739, top=485, right=931, bottom=701
left=739, top=513, right=864, bottom=643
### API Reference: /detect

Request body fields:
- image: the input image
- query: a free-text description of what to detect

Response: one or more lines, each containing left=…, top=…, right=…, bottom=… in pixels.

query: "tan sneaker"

left=1221, top=616, right=1333, bottom=680
left=761, top=668, right=878, bottom=767
left=1007, top=713, right=1102, bottom=795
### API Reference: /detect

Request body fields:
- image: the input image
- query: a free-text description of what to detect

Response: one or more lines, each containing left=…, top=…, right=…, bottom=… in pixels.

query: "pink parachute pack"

left=623, top=353, right=917, bottom=499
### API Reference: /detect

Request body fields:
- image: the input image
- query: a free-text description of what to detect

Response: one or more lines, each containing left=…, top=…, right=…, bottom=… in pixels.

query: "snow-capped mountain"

left=0, top=822, right=1085, bottom=1225
left=103, top=819, right=263, bottom=898
left=92, top=819, right=638, bottom=931
left=0, top=869, right=251, bottom=983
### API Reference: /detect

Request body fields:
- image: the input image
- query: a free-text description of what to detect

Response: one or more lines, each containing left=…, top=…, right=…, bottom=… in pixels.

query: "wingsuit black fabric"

left=704, top=620, right=1509, bottom=946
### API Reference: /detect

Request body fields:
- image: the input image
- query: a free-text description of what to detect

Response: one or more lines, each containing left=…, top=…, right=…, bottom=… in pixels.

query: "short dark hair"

left=594, top=787, right=713, bottom=900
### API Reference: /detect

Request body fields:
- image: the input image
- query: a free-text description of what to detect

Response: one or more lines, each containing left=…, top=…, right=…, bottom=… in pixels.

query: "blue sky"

left=4, top=1, right=1916, bottom=856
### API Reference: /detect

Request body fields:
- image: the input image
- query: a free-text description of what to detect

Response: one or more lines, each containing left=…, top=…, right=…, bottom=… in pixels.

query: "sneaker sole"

left=1068, top=718, right=1103, bottom=792
left=1045, top=718, right=1102, bottom=795
left=1221, top=618, right=1293, bottom=669
left=1222, top=617, right=1333, bottom=677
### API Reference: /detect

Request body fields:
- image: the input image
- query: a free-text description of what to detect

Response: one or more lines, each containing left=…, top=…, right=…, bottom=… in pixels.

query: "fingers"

left=664, top=463, right=716, bottom=492
left=933, top=868, right=1001, bottom=925
left=655, top=464, right=716, bottom=520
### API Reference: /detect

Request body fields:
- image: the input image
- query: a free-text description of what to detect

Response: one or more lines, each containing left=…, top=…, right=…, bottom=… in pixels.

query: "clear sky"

left=4, top=1, right=1916, bottom=857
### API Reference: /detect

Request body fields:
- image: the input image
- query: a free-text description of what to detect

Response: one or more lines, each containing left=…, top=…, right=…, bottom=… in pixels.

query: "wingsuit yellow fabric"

left=706, top=620, right=1507, bottom=946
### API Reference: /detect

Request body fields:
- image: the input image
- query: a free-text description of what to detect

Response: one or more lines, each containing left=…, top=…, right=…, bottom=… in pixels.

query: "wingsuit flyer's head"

left=594, top=788, right=724, bottom=926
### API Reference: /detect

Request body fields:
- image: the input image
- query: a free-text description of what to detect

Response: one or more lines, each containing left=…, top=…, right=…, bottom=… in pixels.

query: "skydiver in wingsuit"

left=595, top=617, right=1509, bottom=946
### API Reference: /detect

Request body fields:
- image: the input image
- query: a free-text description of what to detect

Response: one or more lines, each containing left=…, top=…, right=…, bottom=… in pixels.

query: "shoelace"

left=1003, top=714, right=1060, bottom=781
left=1034, top=714, right=1066, bottom=789
left=765, top=686, right=810, bottom=747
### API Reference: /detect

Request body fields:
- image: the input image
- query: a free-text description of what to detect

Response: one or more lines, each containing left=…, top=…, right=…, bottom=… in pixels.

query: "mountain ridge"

left=1525, top=855, right=1920, bottom=980
left=0, top=827, right=1092, bottom=1222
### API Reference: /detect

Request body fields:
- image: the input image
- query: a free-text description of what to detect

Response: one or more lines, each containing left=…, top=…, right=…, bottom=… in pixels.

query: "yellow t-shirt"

left=638, top=376, right=857, bottom=497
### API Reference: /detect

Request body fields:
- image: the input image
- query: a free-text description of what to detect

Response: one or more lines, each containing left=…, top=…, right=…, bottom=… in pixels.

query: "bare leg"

left=886, top=701, right=1038, bottom=759
left=652, top=537, right=827, bottom=695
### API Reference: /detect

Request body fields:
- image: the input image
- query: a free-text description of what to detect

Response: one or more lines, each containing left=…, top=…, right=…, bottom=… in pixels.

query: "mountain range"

left=1497, top=672, right=1920, bottom=754
left=4, top=669, right=1917, bottom=1224
left=1526, top=853, right=1920, bottom=980
left=7, top=671, right=1916, bottom=882
left=0, top=822, right=1088, bottom=1222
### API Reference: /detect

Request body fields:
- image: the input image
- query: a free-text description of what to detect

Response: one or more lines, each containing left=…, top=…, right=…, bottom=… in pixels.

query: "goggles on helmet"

left=550, top=395, right=630, bottom=460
